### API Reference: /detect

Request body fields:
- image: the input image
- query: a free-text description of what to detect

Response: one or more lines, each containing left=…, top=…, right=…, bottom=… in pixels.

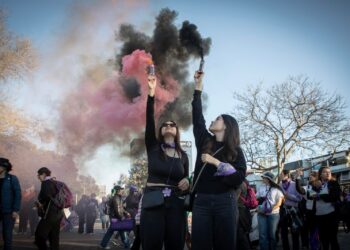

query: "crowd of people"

left=1, top=69, right=350, bottom=250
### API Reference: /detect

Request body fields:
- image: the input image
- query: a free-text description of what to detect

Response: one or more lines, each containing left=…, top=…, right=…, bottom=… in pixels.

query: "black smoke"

left=119, top=77, right=141, bottom=102
left=115, top=8, right=211, bottom=129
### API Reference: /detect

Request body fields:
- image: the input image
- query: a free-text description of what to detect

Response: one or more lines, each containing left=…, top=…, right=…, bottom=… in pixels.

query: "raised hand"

left=194, top=70, right=204, bottom=91
left=148, top=75, right=157, bottom=97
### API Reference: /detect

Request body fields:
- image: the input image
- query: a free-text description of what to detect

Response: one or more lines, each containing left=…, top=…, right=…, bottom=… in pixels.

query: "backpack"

left=240, top=182, right=258, bottom=209
left=50, top=180, right=73, bottom=209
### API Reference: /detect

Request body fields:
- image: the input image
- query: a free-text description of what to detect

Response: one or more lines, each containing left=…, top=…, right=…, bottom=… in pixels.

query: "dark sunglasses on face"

left=162, top=122, right=176, bottom=128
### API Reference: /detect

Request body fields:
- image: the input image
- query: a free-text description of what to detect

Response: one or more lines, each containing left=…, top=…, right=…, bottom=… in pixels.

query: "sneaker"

left=111, top=239, right=122, bottom=247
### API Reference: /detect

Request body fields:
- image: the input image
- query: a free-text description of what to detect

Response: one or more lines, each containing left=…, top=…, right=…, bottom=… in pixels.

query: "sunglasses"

left=162, top=122, right=177, bottom=128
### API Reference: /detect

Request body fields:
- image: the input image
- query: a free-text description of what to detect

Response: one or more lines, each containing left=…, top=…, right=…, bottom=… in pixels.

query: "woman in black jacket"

left=191, top=71, right=247, bottom=250
left=140, top=73, right=190, bottom=250
left=314, top=166, right=341, bottom=250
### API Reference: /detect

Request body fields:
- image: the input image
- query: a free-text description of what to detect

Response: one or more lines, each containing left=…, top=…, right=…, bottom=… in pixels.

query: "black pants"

left=85, top=214, right=96, bottom=233
left=1, top=213, right=15, bottom=250
left=78, top=213, right=85, bottom=233
left=280, top=207, right=300, bottom=250
left=131, top=225, right=141, bottom=250
left=316, top=212, right=339, bottom=250
left=18, top=211, right=29, bottom=233
left=29, top=212, right=39, bottom=236
left=237, top=206, right=252, bottom=250
left=140, top=194, right=186, bottom=250
left=192, top=192, right=238, bottom=250
left=35, top=213, right=63, bottom=250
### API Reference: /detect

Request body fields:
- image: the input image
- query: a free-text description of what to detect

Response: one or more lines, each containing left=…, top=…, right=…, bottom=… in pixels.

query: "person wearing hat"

left=191, top=71, right=247, bottom=250
left=100, top=185, right=130, bottom=249
left=256, top=171, right=284, bottom=250
left=0, top=157, right=22, bottom=250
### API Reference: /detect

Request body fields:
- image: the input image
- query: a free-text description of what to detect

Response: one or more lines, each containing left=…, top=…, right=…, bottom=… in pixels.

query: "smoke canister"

left=148, top=64, right=155, bottom=75
left=199, top=59, right=205, bottom=72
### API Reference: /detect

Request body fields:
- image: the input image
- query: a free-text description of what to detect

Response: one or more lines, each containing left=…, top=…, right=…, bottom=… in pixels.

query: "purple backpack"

left=51, top=180, right=73, bottom=209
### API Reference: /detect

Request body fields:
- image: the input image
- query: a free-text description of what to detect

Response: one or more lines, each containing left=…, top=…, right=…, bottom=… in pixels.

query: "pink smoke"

left=59, top=50, right=180, bottom=156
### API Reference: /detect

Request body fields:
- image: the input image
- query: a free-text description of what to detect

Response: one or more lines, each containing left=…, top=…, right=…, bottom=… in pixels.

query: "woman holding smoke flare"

left=191, top=70, right=247, bottom=250
left=140, top=69, right=190, bottom=250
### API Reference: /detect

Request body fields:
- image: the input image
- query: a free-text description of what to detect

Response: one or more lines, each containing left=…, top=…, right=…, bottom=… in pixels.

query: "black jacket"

left=38, top=179, right=63, bottom=219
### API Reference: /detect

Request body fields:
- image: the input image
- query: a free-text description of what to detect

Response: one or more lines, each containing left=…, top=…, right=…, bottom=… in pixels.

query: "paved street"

left=6, top=222, right=350, bottom=249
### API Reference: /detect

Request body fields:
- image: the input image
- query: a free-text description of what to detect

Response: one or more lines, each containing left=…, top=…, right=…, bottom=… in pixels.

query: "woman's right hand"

left=148, top=75, right=156, bottom=97
left=194, top=70, right=204, bottom=91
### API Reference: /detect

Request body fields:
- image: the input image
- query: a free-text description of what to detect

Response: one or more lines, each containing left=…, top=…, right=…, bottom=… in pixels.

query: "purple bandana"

left=161, top=143, right=176, bottom=151
left=214, top=162, right=236, bottom=176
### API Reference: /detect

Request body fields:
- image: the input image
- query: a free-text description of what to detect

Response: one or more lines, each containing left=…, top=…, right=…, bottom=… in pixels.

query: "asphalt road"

left=6, top=223, right=350, bottom=249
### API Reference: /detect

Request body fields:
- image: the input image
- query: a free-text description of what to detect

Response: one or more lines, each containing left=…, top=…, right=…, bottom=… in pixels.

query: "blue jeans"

left=100, top=224, right=129, bottom=248
left=258, top=213, right=280, bottom=250
left=191, top=192, right=238, bottom=250
left=1, top=213, right=15, bottom=250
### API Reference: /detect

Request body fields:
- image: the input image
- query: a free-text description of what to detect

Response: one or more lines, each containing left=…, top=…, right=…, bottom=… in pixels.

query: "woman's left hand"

left=178, top=178, right=190, bottom=191
left=201, top=154, right=220, bottom=166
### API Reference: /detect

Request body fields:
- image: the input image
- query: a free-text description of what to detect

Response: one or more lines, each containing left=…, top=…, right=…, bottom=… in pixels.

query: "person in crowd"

left=236, top=180, right=253, bottom=250
left=100, top=185, right=130, bottom=249
left=99, top=196, right=110, bottom=232
left=279, top=169, right=303, bottom=250
left=18, top=187, right=31, bottom=234
left=130, top=195, right=143, bottom=250
left=76, top=194, right=88, bottom=234
left=256, top=171, right=284, bottom=250
left=140, top=72, right=190, bottom=250
left=125, top=185, right=140, bottom=220
left=86, top=193, right=98, bottom=234
left=191, top=71, right=247, bottom=250
left=295, top=170, right=320, bottom=250
left=314, top=166, right=341, bottom=250
left=289, top=171, right=309, bottom=249
left=28, top=189, right=40, bottom=237
left=0, top=157, right=21, bottom=250
left=34, top=167, right=64, bottom=250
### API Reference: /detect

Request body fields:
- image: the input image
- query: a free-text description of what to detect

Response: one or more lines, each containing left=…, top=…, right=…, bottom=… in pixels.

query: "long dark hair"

left=157, top=120, right=184, bottom=159
left=203, top=114, right=240, bottom=162
left=266, top=179, right=284, bottom=193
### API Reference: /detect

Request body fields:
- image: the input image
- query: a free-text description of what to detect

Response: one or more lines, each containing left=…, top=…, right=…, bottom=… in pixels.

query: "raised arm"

left=192, top=71, right=211, bottom=148
left=145, top=75, right=158, bottom=150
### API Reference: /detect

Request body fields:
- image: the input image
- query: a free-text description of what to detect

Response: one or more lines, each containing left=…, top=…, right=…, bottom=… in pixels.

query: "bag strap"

left=190, top=147, right=224, bottom=193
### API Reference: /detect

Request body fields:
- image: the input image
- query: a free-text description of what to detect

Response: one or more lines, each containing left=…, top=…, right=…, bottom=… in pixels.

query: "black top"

left=145, top=96, right=189, bottom=186
left=38, top=179, right=62, bottom=218
left=192, top=90, right=247, bottom=194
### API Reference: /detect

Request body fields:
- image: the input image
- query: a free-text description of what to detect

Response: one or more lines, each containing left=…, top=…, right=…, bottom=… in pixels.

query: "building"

left=278, top=148, right=350, bottom=186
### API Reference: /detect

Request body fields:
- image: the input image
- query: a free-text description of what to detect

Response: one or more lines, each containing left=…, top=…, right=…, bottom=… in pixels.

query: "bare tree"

left=0, top=9, right=36, bottom=83
left=233, top=76, right=350, bottom=176
left=128, top=157, right=148, bottom=190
